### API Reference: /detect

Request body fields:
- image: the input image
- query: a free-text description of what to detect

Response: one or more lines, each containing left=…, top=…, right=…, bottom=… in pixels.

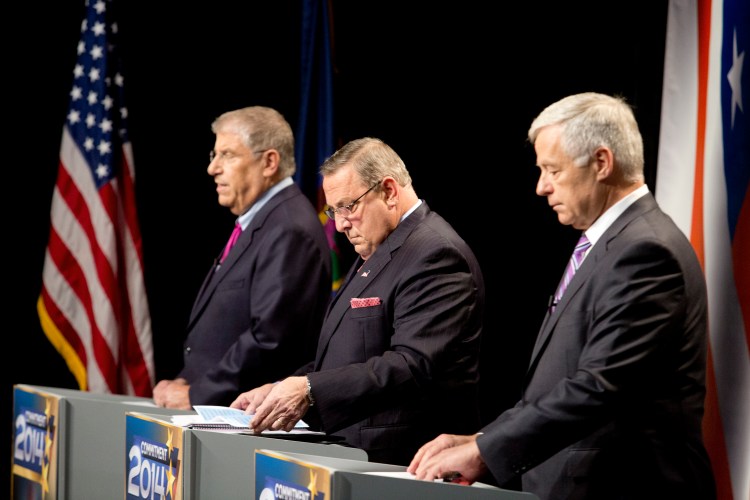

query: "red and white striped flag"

left=656, top=1, right=749, bottom=499
left=37, top=0, right=154, bottom=397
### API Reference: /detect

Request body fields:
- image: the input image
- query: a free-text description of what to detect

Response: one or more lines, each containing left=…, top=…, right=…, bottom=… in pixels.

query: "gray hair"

left=528, top=92, right=644, bottom=183
left=211, top=106, right=296, bottom=178
left=319, top=137, right=412, bottom=189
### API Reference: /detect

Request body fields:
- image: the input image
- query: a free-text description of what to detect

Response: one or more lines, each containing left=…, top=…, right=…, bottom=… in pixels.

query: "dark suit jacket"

left=179, top=183, right=332, bottom=406
left=301, top=202, right=485, bottom=466
left=477, top=193, right=715, bottom=500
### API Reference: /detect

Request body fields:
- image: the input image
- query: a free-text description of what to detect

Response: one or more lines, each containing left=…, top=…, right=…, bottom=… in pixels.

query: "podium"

left=255, top=449, right=539, bottom=499
left=126, top=412, right=368, bottom=500
left=11, top=383, right=193, bottom=499
left=13, top=384, right=531, bottom=499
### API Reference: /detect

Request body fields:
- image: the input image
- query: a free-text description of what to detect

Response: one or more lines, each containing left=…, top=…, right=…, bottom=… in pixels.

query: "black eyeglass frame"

left=324, top=181, right=380, bottom=220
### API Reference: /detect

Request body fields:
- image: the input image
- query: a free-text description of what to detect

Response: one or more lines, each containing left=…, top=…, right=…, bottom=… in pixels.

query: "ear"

left=261, top=149, right=280, bottom=178
left=593, top=146, right=614, bottom=181
left=381, top=177, right=399, bottom=207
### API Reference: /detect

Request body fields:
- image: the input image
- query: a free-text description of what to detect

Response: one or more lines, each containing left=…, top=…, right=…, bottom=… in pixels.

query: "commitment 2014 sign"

left=12, top=387, right=59, bottom=499
left=125, top=414, right=183, bottom=500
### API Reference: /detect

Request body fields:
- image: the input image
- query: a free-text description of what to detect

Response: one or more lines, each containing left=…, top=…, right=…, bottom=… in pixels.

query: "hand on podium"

left=232, top=377, right=309, bottom=433
left=407, top=433, right=487, bottom=485
left=153, top=377, right=192, bottom=410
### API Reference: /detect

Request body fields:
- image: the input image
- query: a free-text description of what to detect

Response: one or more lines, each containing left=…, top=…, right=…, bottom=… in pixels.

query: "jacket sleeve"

left=477, top=237, right=699, bottom=484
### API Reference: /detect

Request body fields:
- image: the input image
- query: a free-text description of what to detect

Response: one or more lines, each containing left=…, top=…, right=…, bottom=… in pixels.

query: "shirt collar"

left=237, top=177, right=294, bottom=230
left=585, top=184, right=649, bottom=247
left=401, top=199, right=423, bottom=222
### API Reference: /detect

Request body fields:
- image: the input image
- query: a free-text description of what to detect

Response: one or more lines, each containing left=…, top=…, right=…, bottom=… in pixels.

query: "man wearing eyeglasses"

left=153, top=106, right=331, bottom=410
left=231, top=137, right=485, bottom=466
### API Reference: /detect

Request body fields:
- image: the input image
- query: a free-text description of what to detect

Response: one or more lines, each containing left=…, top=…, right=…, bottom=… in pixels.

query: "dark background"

left=4, top=0, right=669, bottom=492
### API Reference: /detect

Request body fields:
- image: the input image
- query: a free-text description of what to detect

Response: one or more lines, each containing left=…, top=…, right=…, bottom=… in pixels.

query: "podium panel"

left=255, top=450, right=540, bottom=500
left=11, top=384, right=191, bottom=500
left=126, top=412, right=368, bottom=500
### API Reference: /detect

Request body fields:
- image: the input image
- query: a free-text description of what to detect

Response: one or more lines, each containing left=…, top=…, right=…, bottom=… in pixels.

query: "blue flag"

left=295, top=0, right=344, bottom=292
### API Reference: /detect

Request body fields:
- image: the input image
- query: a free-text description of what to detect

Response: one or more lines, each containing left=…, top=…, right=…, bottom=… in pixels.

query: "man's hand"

left=153, top=378, right=191, bottom=410
left=243, top=377, right=309, bottom=433
left=230, top=383, right=276, bottom=414
left=407, top=433, right=487, bottom=484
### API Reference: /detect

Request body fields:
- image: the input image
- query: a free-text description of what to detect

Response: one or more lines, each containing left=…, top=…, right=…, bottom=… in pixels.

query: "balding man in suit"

left=231, top=137, right=485, bottom=466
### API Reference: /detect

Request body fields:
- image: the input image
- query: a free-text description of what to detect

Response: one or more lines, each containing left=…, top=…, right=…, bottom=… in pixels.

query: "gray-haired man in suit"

left=231, top=137, right=485, bottom=466
left=153, top=106, right=331, bottom=409
left=408, top=92, right=716, bottom=500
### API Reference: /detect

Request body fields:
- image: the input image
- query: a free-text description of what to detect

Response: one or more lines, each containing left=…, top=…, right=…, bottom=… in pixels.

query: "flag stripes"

left=38, top=0, right=153, bottom=397
left=656, top=1, right=749, bottom=499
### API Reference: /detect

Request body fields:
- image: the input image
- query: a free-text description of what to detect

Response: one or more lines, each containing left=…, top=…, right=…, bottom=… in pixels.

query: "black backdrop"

left=4, top=0, right=669, bottom=492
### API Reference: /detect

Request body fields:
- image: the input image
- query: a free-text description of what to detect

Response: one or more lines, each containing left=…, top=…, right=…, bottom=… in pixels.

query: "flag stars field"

left=38, top=0, right=154, bottom=397
left=727, top=28, right=744, bottom=128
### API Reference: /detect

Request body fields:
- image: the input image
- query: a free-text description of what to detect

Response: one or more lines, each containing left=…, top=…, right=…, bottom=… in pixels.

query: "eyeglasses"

left=209, top=149, right=268, bottom=163
left=324, top=182, right=379, bottom=220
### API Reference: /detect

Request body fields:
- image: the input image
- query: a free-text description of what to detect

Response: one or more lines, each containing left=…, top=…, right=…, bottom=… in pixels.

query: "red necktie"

left=220, top=223, right=242, bottom=263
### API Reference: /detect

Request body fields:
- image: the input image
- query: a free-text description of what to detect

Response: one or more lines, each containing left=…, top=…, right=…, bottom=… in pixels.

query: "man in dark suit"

left=230, top=137, right=485, bottom=466
left=152, top=106, right=331, bottom=409
left=408, top=93, right=716, bottom=499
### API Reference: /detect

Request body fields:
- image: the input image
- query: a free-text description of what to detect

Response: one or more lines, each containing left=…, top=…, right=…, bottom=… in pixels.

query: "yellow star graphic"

left=167, top=464, right=176, bottom=497
left=308, top=469, right=318, bottom=498
left=43, top=397, right=53, bottom=493
left=166, top=428, right=174, bottom=454
left=45, top=433, right=53, bottom=459
left=166, top=428, right=177, bottom=498
left=42, top=462, right=49, bottom=494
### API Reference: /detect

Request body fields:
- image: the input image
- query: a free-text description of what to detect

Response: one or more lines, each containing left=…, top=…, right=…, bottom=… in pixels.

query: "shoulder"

left=397, top=210, right=483, bottom=283
left=612, top=206, right=695, bottom=260
left=412, top=210, right=477, bottom=257
left=261, top=186, right=322, bottom=231
left=597, top=210, right=703, bottom=291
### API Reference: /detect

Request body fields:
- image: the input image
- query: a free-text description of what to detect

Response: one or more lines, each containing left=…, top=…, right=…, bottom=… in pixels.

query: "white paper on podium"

left=171, top=405, right=312, bottom=433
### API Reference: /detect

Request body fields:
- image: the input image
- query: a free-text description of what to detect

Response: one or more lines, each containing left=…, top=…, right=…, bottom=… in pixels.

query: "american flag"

left=37, top=0, right=154, bottom=396
left=656, top=0, right=749, bottom=498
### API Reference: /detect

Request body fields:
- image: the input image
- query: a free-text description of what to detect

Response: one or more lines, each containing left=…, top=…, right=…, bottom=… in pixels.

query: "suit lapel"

left=187, top=226, right=252, bottom=330
left=187, top=184, right=298, bottom=329
left=526, top=194, right=659, bottom=374
left=314, top=203, right=429, bottom=367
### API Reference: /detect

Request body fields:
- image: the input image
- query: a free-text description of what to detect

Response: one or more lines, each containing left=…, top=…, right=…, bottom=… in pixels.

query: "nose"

left=334, top=214, right=351, bottom=232
left=536, top=171, right=551, bottom=196
left=207, top=157, right=219, bottom=175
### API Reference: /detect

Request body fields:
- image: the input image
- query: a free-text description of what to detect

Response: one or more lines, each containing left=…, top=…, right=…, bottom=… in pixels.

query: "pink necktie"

left=552, top=234, right=591, bottom=311
left=220, top=223, right=242, bottom=263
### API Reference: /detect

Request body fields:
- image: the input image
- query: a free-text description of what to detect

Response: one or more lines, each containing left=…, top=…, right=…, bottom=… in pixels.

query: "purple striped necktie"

left=220, top=222, right=242, bottom=263
left=552, top=234, right=591, bottom=311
